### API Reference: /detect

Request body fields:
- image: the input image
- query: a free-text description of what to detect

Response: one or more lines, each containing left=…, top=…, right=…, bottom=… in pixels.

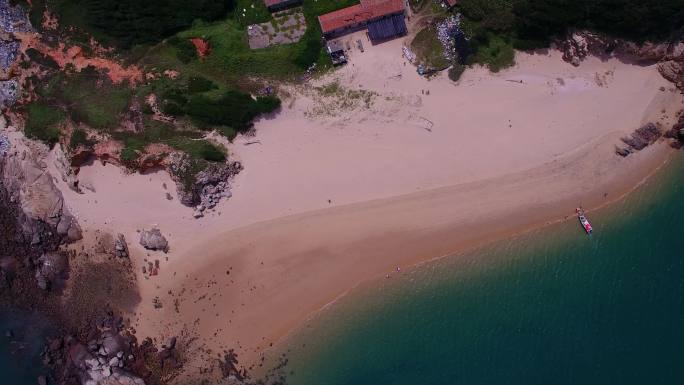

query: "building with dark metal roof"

left=367, top=13, right=407, bottom=42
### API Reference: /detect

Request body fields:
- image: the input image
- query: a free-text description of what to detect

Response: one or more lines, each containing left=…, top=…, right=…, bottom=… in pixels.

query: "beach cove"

left=44, top=37, right=684, bottom=373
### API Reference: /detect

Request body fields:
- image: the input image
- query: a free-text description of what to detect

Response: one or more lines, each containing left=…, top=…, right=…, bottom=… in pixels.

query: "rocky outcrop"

left=167, top=152, right=241, bottom=210
left=42, top=316, right=147, bottom=385
left=558, top=31, right=684, bottom=89
left=616, top=123, right=663, bottom=157
left=658, top=60, right=684, bottom=89
left=664, top=112, right=684, bottom=148
left=35, top=251, right=69, bottom=290
left=139, top=228, right=168, bottom=253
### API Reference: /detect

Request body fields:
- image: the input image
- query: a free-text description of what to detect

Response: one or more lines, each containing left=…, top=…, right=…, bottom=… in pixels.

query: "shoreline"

left=261, top=143, right=678, bottom=370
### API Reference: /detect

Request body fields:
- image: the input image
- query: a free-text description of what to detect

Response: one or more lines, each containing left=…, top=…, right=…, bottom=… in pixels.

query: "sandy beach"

left=48, top=32, right=683, bottom=370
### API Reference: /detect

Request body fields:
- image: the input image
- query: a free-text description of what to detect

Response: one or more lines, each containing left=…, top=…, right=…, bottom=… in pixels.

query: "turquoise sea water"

left=275, top=154, right=684, bottom=385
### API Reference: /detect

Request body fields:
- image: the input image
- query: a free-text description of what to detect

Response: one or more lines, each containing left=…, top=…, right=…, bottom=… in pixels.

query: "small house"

left=263, top=0, right=303, bottom=12
left=326, top=40, right=347, bottom=65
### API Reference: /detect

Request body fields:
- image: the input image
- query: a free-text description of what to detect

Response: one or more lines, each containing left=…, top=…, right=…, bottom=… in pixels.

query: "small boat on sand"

left=577, top=207, right=593, bottom=234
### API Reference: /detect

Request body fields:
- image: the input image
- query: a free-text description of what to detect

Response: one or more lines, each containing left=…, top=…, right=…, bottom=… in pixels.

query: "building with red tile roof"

left=318, top=0, right=406, bottom=42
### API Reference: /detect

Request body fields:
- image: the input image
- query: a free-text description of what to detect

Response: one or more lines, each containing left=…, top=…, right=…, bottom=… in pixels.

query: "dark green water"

left=276, top=154, right=684, bottom=385
left=0, top=311, right=52, bottom=385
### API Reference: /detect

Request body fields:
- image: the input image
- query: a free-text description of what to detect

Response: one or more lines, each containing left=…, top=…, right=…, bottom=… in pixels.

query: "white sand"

left=49, top=33, right=683, bottom=368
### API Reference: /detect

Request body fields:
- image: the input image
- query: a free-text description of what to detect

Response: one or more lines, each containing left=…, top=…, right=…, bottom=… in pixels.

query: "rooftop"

left=318, top=0, right=405, bottom=34
left=263, top=0, right=296, bottom=8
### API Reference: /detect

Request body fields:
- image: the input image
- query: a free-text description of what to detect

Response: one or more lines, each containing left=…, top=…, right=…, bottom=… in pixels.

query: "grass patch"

left=24, top=102, right=65, bottom=146
left=36, top=68, right=132, bottom=131
left=232, top=0, right=272, bottom=27
left=411, top=25, right=451, bottom=70
left=113, top=119, right=226, bottom=162
left=166, top=137, right=225, bottom=162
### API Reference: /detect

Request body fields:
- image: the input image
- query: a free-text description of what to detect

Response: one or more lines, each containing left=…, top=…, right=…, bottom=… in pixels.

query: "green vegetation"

left=452, top=0, right=684, bottom=72
left=457, top=0, right=684, bottom=50
left=33, top=67, right=132, bottom=131
left=448, top=63, right=466, bottom=81
left=467, top=34, right=515, bottom=72
left=24, top=102, right=65, bottom=146
left=25, top=0, right=230, bottom=48
left=61, top=73, right=131, bottom=130
left=69, top=128, right=95, bottom=149
left=183, top=91, right=280, bottom=132
left=188, top=76, right=218, bottom=93
left=113, top=119, right=226, bottom=162
left=168, top=36, right=198, bottom=64
left=26, top=48, right=59, bottom=69
left=411, top=25, right=451, bottom=70
left=232, top=0, right=271, bottom=27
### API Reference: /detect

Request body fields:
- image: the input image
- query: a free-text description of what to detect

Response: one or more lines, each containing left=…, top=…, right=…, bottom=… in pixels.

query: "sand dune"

left=51, top=33, right=683, bottom=369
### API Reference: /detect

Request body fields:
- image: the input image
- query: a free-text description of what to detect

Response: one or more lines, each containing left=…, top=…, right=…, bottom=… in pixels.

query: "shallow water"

left=274, top=154, right=684, bottom=385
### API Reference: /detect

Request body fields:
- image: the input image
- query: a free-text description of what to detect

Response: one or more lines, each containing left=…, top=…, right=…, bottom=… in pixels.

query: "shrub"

left=24, top=102, right=64, bottom=146
left=448, top=64, right=466, bottom=81
left=295, top=33, right=322, bottom=70
left=169, top=36, right=197, bottom=63
left=188, top=76, right=217, bottom=93
left=26, top=48, right=59, bottom=69
left=469, top=34, right=515, bottom=72
left=255, top=96, right=281, bottom=113
left=69, top=128, right=95, bottom=149
left=198, top=142, right=225, bottom=162
left=185, top=90, right=280, bottom=133
left=47, top=0, right=230, bottom=48
left=120, top=147, right=139, bottom=162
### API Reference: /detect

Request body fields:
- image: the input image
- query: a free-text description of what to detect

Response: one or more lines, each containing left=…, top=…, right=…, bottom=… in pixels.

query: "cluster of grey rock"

left=0, top=133, right=9, bottom=156
left=69, top=330, right=145, bottom=385
left=436, top=15, right=462, bottom=64
left=34, top=252, right=69, bottom=290
left=616, top=123, right=663, bottom=157
left=193, top=180, right=233, bottom=218
left=0, top=39, right=17, bottom=70
left=0, top=0, right=31, bottom=33
left=114, top=234, right=129, bottom=258
left=139, top=228, right=168, bottom=253
left=0, top=78, right=18, bottom=107
left=167, top=152, right=241, bottom=218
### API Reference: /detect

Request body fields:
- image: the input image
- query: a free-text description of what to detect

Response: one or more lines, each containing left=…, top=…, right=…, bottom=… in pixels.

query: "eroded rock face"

left=139, top=228, right=168, bottom=253
left=1, top=140, right=82, bottom=245
left=114, top=234, right=129, bottom=258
